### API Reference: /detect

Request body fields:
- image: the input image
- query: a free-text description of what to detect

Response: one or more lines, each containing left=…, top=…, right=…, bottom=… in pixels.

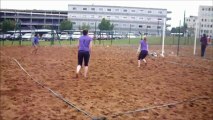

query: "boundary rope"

left=111, top=96, right=211, bottom=118
left=12, top=58, right=106, bottom=120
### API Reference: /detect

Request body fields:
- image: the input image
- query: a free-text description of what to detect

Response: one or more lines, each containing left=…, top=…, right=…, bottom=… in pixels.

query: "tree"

left=79, top=23, right=90, bottom=30
left=59, top=20, right=72, bottom=31
left=98, top=18, right=114, bottom=30
left=1, top=20, right=16, bottom=32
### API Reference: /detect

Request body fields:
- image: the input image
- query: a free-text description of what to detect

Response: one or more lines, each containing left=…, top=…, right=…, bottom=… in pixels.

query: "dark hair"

left=203, top=34, right=206, bottom=38
left=34, top=34, right=37, bottom=37
left=83, top=30, right=88, bottom=35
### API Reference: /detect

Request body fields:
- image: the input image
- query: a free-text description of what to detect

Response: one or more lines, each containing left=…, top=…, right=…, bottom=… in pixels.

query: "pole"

left=158, top=20, right=159, bottom=36
left=19, top=19, right=22, bottom=46
left=177, top=20, right=181, bottom=56
left=129, top=24, right=131, bottom=44
left=193, top=20, right=198, bottom=55
left=161, top=18, right=166, bottom=57
left=94, top=22, right=96, bottom=45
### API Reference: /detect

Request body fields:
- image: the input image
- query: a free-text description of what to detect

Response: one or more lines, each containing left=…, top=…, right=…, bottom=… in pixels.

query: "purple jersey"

left=78, top=35, right=92, bottom=51
left=33, top=36, right=39, bottom=45
left=140, top=40, right=148, bottom=51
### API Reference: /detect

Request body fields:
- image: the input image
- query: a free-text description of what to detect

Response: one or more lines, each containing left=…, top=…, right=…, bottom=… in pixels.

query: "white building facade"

left=68, top=4, right=171, bottom=35
left=186, top=16, right=197, bottom=36
left=198, top=6, right=213, bottom=37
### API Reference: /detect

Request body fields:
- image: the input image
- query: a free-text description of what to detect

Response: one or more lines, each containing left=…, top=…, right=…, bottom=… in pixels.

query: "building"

left=198, top=6, right=213, bottom=37
left=0, top=9, right=67, bottom=30
left=185, top=16, right=197, bottom=36
left=68, top=4, right=171, bottom=35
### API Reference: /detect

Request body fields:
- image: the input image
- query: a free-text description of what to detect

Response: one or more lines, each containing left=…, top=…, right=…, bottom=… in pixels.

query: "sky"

left=1, top=0, right=212, bottom=28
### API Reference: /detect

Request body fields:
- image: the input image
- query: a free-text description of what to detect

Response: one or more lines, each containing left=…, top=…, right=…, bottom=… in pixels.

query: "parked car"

left=97, top=33, right=108, bottom=40
left=127, top=33, right=136, bottom=38
left=10, top=33, right=22, bottom=40
left=22, top=33, right=34, bottom=41
left=0, top=34, right=11, bottom=40
left=88, top=32, right=94, bottom=39
left=72, top=32, right=81, bottom=40
left=60, top=32, right=70, bottom=40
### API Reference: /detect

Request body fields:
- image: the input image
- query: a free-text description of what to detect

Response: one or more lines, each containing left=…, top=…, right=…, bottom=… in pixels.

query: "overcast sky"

left=1, top=0, right=212, bottom=28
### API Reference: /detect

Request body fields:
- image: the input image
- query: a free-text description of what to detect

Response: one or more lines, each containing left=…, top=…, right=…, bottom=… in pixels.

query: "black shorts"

left=78, top=50, right=90, bottom=66
left=138, top=50, right=148, bottom=60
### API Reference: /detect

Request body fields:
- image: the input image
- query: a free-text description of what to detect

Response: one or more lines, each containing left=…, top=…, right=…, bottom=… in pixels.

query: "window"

left=73, top=7, right=77, bottom=10
left=201, top=24, right=203, bottom=27
left=99, top=8, right=103, bottom=11
left=205, top=19, right=207, bottom=22
left=98, top=16, right=102, bottom=18
left=114, top=24, right=118, bottom=26
left=157, top=26, right=161, bottom=29
left=91, top=15, right=94, bottom=18
left=123, top=16, right=127, bottom=19
left=115, top=9, right=119, bottom=12
left=107, top=16, right=111, bottom=19
left=189, top=19, right=190, bottom=22
left=131, top=10, right=135, bottom=12
left=83, top=15, right=86, bottom=18
left=148, top=11, right=152, bottom=13
left=90, top=23, right=94, bottom=25
left=140, top=10, right=144, bottom=12
left=210, top=25, right=213, bottom=28
left=115, top=16, right=119, bottom=19
left=123, top=9, right=127, bottom=12
left=147, top=18, right=151, bottom=21
left=202, top=8, right=204, bottom=11
left=131, top=25, right=135, bottom=27
left=83, top=8, right=87, bottom=10
left=139, top=17, right=143, bottom=20
left=211, top=19, right=213, bottom=22
left=202, top=19, right=203, bottom=21
left=139, top=25, right=143, bottom=28
left=72, top=16, right=76, bottom=18
left=107, top=9, right=111, bottom=12
left=147, top=26, right=151, bottom=28
left=209, top=8, right=211, bottom=11
left=158, top=11, right=162, bottom=14
left=123, top=24, right=126, bottom=27
left=91, top=8, right=95, bottom=11
left=131, top=17, right=135, bottom=19
left=72, top=22, right=76, bottom=25
left=193, top=20, right=195, bottom=22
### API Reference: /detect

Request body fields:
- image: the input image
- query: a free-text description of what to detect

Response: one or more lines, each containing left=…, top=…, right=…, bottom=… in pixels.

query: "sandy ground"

left=0, top=45, right=213, bottom=120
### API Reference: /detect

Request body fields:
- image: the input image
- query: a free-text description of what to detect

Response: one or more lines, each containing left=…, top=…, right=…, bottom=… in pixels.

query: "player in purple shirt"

left=137, top=36, right=148, bottom=67
left=32, top=34, right=39, bottom=54
left=76, top=30, right=93, bottom=78
left=200, top=34, right=208, bottom=57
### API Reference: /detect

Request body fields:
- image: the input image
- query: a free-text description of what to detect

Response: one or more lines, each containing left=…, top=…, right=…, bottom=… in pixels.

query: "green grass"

left=0, top=36, right=200, bottom=46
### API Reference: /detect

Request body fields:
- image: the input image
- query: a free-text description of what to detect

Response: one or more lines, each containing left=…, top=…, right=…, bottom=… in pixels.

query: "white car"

left=88, top=32, right=94, bottom=39
left=72, top=32, right=81, bottom=40
left=127, top=33, right=136, bottom=38
left=22, top=33, right=34, bottom=41
left=60, top=32, right=70, bottom=40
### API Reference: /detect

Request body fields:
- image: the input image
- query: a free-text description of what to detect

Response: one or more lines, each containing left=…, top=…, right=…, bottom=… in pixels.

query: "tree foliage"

left=1, top=20, right=16, bottom=32
left=59, top=20, right=72, bottom=31
left=98, top=18, right=114, bottom=30
left=79, top=23, right=90, bottom=30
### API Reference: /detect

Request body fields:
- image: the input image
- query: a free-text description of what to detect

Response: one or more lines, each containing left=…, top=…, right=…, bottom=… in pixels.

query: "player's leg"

left=84, top=51, right=90, bottom=78
left=138, top=51, right=142, bottom=67
left=76, top=51, right=83, bottom=77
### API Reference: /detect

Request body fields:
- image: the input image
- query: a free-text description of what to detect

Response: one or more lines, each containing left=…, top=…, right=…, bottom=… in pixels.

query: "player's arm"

left=137, top=44, right=141, bottom=54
